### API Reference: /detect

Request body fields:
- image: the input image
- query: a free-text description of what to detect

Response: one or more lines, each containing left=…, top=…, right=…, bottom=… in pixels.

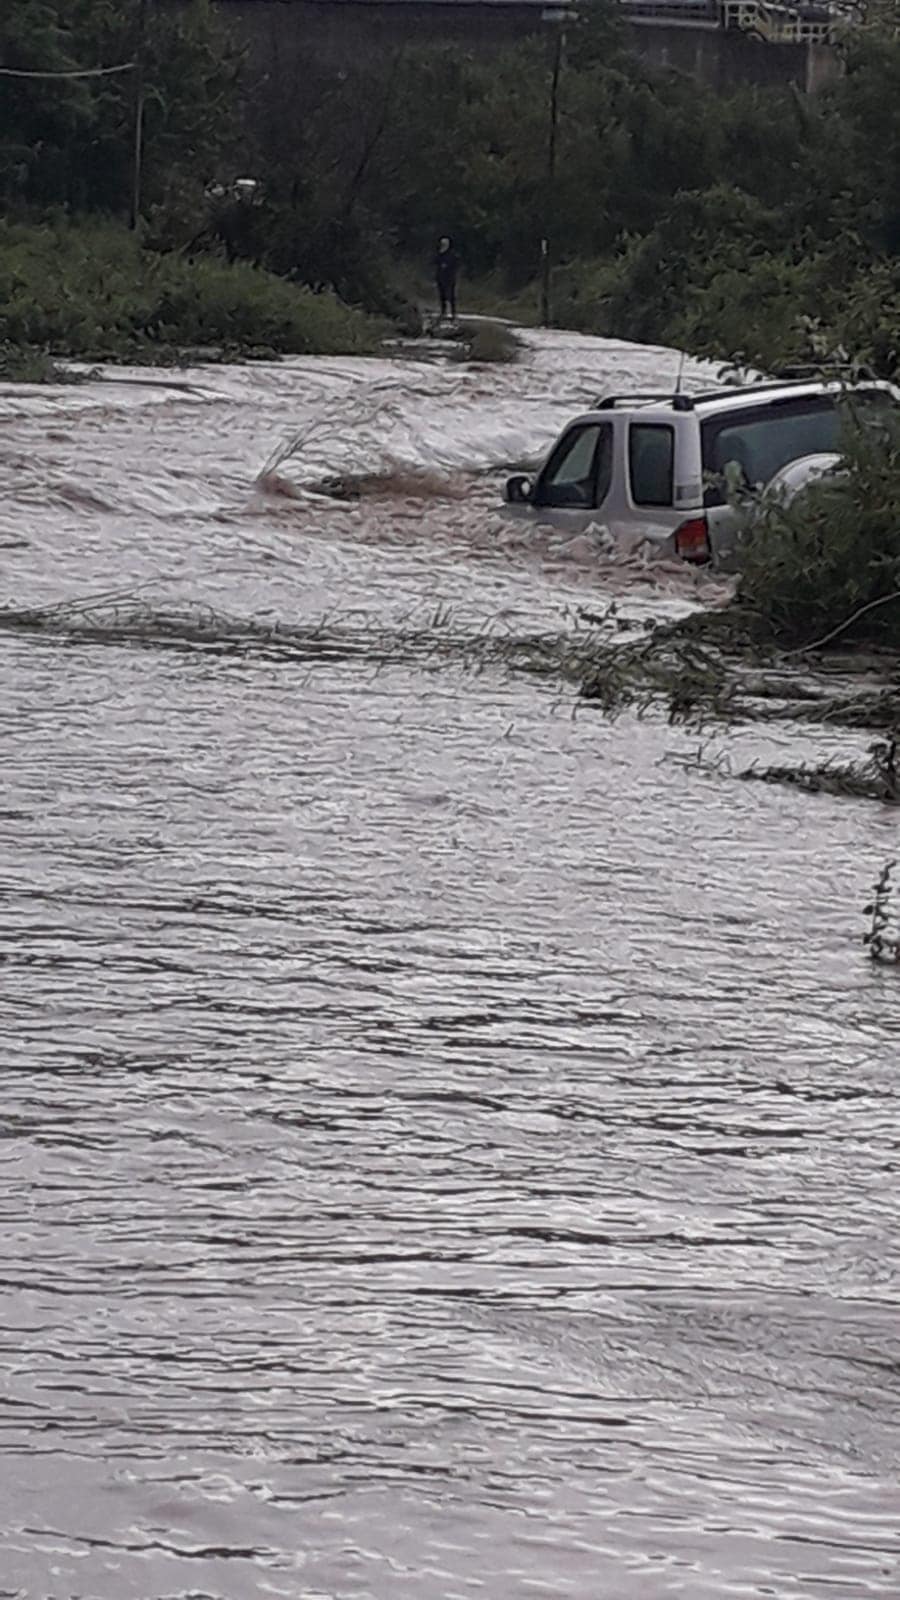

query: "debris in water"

left=864, top=861, right=900, bottom=963
left=672, top=737, right=900, bottom=805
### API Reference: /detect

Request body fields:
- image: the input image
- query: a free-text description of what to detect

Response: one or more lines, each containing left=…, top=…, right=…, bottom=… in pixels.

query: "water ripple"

left=1, top=339, right=899, bottom=1598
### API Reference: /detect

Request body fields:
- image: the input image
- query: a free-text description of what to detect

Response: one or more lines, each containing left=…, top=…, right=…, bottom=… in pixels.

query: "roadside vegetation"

left=222, top=0, right=900, bottom=382
left=735, top=405, right=900, bottom=650
left=5, top=0, right=900, bottom=377
left=0, top=0, right=381, bottom=373
left=0, top=220, right=382, bottom=376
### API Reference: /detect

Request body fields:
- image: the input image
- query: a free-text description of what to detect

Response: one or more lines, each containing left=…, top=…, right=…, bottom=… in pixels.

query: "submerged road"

left=1, top=331, right=897, bottom=1598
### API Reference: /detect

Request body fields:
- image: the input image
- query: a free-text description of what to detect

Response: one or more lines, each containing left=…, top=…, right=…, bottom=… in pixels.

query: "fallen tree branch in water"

left=4, top=593, right=899, bottom=754
left=864, top=861, right=900, bottom=963
left=0, top=595, right=630, bottom=680
left=576, top=606, right=900, bottom=733
left=783, top=590, right=900, bottom=658
left=672, top=738, right=900, bottom=805
left=255, top=374, right=472, bottom=488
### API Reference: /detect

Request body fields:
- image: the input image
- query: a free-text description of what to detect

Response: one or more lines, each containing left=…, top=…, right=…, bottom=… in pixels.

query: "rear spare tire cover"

left=763, top=452, right=842, bottom=506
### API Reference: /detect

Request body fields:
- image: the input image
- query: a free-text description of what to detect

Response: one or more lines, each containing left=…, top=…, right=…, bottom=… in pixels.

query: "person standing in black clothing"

left=434, top=236, right=460, bottom=321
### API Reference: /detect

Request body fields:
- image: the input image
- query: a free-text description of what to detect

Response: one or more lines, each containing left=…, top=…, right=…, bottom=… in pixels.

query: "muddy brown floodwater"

left=1, top=332, right=899, bottom=1600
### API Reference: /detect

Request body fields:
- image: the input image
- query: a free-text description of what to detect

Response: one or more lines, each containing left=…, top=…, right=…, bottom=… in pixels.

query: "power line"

left=0, top=62, right=135, bottom=79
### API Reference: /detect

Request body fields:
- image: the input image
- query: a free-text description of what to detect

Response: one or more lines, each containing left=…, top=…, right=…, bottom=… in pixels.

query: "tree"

left=0, top=0, right=241, bottom=216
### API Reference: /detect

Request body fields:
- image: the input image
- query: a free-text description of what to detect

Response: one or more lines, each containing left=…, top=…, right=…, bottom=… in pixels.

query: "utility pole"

left=539, top=8, right=576, bottom=328
left=540, top=16, right=563, bottom=327
left=129, top=0, right=149, bottom=229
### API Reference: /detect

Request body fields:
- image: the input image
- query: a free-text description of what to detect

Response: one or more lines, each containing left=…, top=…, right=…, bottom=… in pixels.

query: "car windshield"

left=701, top=390, right=899, bottom=506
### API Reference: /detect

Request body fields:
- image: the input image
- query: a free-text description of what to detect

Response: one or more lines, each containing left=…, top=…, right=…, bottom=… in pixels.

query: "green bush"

left=0, top=219, right=383, bottom=363
left=736, top=401, right=900, bottom=648
left=0, top=339, right=58, bottom=381
left=462, top=322, right=521, bottom=363
left=549, top=202, right=900, bottom=385
left=547, top=258, right=619, bottom=335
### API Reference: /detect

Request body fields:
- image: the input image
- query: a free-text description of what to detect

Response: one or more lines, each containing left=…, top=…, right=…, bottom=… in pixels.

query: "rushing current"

left=1, top=329, right=898, bottom=1600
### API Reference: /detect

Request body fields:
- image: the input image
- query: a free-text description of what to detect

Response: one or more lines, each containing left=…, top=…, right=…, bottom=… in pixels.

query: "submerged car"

left=502, top=377, right=900, bottom=567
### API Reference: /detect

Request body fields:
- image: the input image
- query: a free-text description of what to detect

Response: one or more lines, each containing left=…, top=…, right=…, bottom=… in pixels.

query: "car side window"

left=535, top=423, right=613, bottom=509
left=629, top=424, right=675, bottom=507
left=701, top=396, right=849, bottom=507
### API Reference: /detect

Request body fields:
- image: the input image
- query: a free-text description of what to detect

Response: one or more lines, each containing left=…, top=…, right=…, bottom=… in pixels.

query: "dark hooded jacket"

left=434, top=243, right=460, bottom=285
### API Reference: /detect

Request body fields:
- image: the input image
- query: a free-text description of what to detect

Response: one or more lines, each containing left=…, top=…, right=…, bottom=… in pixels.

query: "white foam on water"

left=254, top=329, right=722, bottom=488
left=0, top=326, right=728, bottom=618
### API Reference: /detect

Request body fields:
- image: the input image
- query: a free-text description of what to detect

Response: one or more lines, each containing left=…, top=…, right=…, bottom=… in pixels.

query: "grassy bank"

left=0, top=220, right=385, bottom=378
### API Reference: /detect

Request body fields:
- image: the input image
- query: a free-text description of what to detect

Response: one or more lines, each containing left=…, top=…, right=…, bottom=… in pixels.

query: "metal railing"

left=622, top=0, right=718, bottom=22
left=719, top=0, right=837, bottom=41
left=619, top=0, right=845, bottom=40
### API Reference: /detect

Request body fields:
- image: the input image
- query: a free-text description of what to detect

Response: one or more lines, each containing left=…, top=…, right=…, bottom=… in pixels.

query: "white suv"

left=503, top=377, right=900, bottom=567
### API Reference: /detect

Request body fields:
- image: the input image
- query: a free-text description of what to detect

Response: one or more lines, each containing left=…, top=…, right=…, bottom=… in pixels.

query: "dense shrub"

left=0, top=220, right=382, bottom=363
left=736, top=403, right=900, bottom=647
left=461, top=322, right=521, bottom=363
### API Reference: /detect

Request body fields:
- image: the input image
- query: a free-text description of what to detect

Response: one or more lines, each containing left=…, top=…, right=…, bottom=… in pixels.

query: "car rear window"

left=629, top=424, right=675, bottom=507
left=701, top=390, right=899, bottom=506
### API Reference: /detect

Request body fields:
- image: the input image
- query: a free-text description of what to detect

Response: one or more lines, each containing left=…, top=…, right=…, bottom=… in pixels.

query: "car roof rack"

left=592, top=380, right=821, bottom=411
left=592, top=371, right=880, bottom=414
left=594, top=391, right=696, bottom=411
left=687, top=376, right=854, bottom=405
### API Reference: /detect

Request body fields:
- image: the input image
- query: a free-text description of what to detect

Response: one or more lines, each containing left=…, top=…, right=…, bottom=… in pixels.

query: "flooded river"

left=1, top=331, right=898, bottom=1599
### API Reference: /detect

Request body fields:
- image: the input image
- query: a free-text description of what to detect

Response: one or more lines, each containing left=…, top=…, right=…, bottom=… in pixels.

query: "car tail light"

left=674, top=516, right=711, bottom=564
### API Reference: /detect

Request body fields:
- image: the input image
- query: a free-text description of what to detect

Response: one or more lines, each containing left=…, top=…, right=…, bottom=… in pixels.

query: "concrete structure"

left=218, top=0, right=841, bottom=93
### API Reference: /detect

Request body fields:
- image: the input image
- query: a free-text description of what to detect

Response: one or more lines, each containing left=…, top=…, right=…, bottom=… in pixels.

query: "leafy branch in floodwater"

left=256, top=372, right=474, bottom=489
left=864, top=861, right=900, bottom=964
left=672, top=737, right=900, bottom=805
left=4, top=589, right=899, bottom=752
left=0, top=592, right=636, bottom=684
left=575, top=603, right=900, bottom=737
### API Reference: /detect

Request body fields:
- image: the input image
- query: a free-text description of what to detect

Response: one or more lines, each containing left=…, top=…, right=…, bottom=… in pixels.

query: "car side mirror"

left=505, top=473, right=533, bottom=505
